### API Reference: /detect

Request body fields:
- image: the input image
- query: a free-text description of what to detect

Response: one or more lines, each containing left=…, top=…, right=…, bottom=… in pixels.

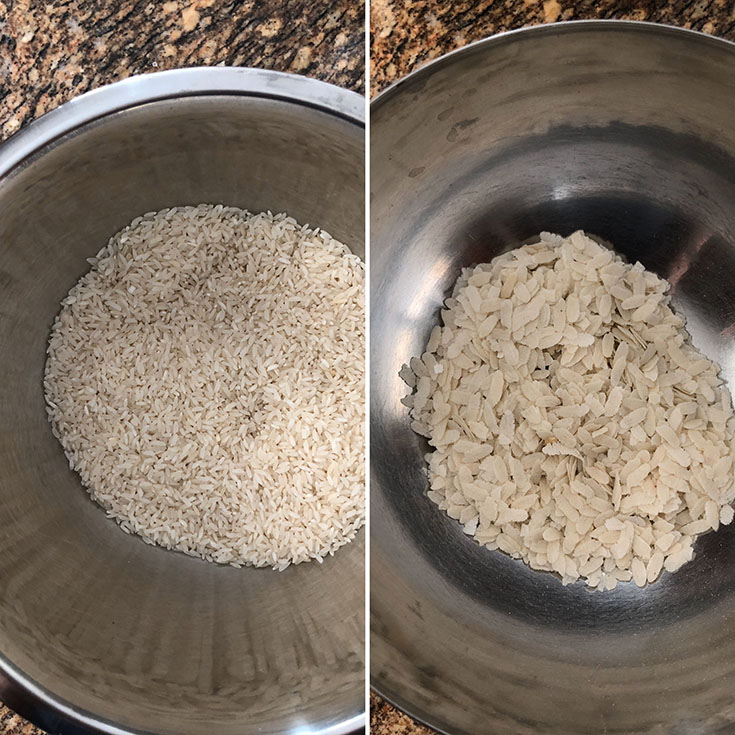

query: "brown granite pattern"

left=370, top=0, right=735, bottom=95
left=0, top=706, right=43, bottom=735
left=0, top=1, right=362, bottom=731
left=371, top=692, right=435, bottom=735
left=0, top=0, right=364, bottom=141
left=370, top=5, right=735, bottom=735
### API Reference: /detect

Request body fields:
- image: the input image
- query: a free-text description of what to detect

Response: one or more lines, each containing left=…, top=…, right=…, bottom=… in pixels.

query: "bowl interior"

left=371, top=23, right=735, bottom=735
left=0, top=92, right=364, bottom=735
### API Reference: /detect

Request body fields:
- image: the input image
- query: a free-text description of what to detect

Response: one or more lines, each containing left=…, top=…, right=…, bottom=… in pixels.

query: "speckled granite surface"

left=0, top=0, right=364, bottom=142
left=0, top=708, right=42, bottom=735
left=369, top=6, right=735, bottom=735
left=371, top=0, right=735, bottom=95
left=0, top=1, right=362, bottom=732
left=371, top=692, right=435, bottom=735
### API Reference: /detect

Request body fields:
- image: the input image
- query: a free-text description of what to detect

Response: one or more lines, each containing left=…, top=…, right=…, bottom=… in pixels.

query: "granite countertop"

left=0, top=0, right=364, bottom=142
left=369, top=1, right=735, bottom=734
left=0, top=1, right=362, bottom=732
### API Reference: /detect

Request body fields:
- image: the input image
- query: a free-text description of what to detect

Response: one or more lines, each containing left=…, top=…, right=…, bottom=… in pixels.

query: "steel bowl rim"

left=0, top=66, right=365, bottom=735
left=0, top=66, right=365, bottom=180
left=371, top=19, right=735, bottom=111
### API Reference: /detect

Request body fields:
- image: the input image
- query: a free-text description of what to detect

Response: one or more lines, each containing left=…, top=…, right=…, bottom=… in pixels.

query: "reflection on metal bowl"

left=371, top=21, right=735, bottom=735
left=0, top=67, right=364, bottom=735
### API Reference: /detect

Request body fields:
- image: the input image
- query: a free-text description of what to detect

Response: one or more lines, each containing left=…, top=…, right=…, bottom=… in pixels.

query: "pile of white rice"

left=402, top=231, right=735, bottom=589
left=45, top=205, right=365, bottom=570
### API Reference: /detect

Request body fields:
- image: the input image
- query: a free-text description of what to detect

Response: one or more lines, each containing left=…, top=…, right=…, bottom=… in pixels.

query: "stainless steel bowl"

left=0, top=67, right=364, bottom=735
left=371, top=22, right=735, bottom=735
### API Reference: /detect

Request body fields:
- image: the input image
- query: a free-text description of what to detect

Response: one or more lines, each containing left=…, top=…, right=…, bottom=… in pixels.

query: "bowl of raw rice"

left=0, top=68, right=364, bottom=735
left=371, top=21, right=735, bottom=735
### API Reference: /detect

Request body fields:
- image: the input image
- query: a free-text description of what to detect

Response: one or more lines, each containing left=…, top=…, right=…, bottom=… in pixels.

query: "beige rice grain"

left=403, top=231, right=735, bottom=589
left=45, top=205, right=365, bottom=570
